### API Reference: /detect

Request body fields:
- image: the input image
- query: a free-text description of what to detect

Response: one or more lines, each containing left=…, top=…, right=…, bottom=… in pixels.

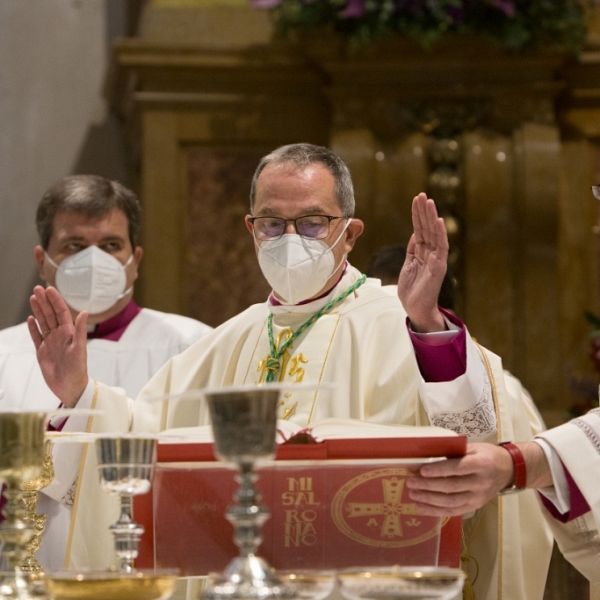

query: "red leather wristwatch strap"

left=499, top=441, right=527, bottom=489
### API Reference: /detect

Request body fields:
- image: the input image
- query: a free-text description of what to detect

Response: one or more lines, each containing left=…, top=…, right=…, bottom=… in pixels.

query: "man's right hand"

left=27, top=286, right=89, bottom=408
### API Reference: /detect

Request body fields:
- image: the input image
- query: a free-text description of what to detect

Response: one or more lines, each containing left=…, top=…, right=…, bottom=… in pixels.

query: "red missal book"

left=134, top=420, right=466, bottom=575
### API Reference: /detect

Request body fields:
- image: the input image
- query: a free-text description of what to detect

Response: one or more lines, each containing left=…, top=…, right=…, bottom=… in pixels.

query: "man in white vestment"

left=0, top=175, right=212, bottom=570
left=28, top=145, right=551, bottom=599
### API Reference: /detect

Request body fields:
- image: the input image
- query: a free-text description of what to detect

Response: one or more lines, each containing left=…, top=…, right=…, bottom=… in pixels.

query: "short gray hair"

left=36, top=175, right=141, bottom=250
left=250, top=143, right=355, bottom=217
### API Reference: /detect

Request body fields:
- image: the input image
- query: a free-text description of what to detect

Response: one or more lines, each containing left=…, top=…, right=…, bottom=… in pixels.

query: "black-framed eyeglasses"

left=592, top=185, right=600, bottom=201
left=248, top=215, right=347, bottom=241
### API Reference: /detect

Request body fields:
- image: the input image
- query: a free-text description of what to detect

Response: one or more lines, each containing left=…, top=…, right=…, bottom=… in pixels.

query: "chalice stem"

left=20, top=439, right=55, bottom=576
left=0, top=485, right=34, bottom=570
left=20, top=490, right=46, bottom=574
left=227, top=462, right=269, bottom=558
left=110, top=494, right=145, bottom=573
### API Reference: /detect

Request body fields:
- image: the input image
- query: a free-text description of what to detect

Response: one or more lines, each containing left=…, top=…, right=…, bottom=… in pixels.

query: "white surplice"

left=0, top=308, right=212, bottom=571
left=535, top=408, right=600, bottom=585
left=49, top=266, right=551, bottom=599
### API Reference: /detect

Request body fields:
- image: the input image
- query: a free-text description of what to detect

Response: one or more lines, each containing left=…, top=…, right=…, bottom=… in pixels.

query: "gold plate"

left=45, top=571, right=177, bottom=600
left=276, top=570, right=335, bottom=600
left=337, top=567, right=466, bottom=600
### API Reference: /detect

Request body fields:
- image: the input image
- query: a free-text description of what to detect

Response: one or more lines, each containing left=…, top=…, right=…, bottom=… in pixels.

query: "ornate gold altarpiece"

left=106, top=33, right=600, bottom=430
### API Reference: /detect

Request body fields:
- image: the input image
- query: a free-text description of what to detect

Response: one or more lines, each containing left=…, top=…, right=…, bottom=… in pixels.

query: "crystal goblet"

left=95, top=436, right=156, bottom=573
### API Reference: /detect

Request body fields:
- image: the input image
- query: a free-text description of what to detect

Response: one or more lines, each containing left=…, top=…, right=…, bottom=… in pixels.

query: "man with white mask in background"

left=30, top=145, right=551, bottom=599
left=0, top=174, right=212, bottom=570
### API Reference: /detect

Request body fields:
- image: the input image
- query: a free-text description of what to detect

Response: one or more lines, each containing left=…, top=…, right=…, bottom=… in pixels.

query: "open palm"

left=398, top=193, right=448, bottom=332
left=27, top=286, right=89, bottom=407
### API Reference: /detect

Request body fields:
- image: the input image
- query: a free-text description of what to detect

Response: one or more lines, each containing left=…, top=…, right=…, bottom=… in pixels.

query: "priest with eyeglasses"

left=28, top=143, right=551, bottom=600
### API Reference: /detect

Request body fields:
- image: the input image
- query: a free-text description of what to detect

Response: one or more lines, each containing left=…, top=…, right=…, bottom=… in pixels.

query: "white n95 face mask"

left=45, top=246, right=133, bottom=314
left=257, top=219, right=351, bottom=305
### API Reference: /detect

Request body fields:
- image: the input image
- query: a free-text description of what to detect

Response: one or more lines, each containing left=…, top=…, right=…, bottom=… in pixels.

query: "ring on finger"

left=41, top=329, right=51, bottom=339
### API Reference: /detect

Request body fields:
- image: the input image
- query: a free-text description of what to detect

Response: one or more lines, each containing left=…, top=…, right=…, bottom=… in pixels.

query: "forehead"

left=50, top=208, right=130, bottom=243
left=254, top=162, right=339, bottom=215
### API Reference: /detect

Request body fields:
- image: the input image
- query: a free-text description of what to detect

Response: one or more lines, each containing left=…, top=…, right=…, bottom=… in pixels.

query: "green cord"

left=264, top=275, right=367, bottom=383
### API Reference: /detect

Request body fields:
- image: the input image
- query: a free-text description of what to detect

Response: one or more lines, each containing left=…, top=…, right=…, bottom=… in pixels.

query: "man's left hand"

left=405, top=443, right=514, bottom=516
left=398, top=193, right=448, bottom=332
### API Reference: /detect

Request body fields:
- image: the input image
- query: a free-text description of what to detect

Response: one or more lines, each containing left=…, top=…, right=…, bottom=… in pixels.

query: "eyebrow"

left=254, top=205, right=332, bottom=217
left=58, top=235, right=126, bottom=244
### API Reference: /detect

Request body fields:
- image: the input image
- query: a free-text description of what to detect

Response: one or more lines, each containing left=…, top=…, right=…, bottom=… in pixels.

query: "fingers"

left=30, top=285, right=74, bottom=334
left=30, top=288, right=51, bottom=334
left=432, top=216, right=449, bottom=265
left=27, top=315, right=43, bottom=350
left=419, top=457, right=469, bottom=478
left=409, top=486, right=475, bottom=508
left=46, top=286, right=73, bottom=327
left=74, top=311, right=88, bottom=350
left=406, top=473, right=474, bottom=494
left=411, top=193, right=428, bottom=245
left=408, top=483, right=491, bottom=517
left=31, top=285, right=59, bottom=331
left=412, top=193, right=442, bottom=250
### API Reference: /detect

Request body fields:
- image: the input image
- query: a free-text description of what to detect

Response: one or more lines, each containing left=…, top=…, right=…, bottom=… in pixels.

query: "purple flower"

left=249, top=0, right=283, bottom=7
left=339, top=0, right=364, bottom=18
left=447, top=7, right=464, bottom=24
left=396, top=0, right=423, bottom=11
left=490, top=0, right=515, bottom=17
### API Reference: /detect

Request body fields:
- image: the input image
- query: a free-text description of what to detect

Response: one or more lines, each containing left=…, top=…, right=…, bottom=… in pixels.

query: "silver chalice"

left=200, top=386, right=295, bottom=600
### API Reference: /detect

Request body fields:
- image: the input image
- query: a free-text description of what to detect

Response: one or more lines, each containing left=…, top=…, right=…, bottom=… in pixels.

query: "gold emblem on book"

left=331, top=468, right=446, bottom=548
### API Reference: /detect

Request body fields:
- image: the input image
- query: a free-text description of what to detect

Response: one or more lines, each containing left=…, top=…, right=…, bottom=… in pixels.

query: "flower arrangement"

left=250, top=0, right=598, bottom=53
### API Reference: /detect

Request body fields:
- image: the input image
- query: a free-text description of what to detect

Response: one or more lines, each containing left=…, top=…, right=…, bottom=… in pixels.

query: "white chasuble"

left=60, top=265, right=551, bottom=599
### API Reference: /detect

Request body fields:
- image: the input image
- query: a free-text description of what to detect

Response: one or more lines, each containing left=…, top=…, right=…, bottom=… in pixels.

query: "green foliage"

left=251, top=0, right=595, bottom=53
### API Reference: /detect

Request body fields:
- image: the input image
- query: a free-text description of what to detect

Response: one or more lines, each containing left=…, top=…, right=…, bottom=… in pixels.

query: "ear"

left=34, top=246, right=48, bottom=281
left=343, top=219, right=364, bottom=253
left=133, top=246, right=143, bottom=265
left=131, top=246, right=143, bottom=281
left=244, top=215, right=254, bottom=235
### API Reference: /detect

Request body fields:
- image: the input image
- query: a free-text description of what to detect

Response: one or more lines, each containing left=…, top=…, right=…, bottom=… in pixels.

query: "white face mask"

left=45, top=246, right=134, bottom=314
left=257, top=219, right=351, bottom=305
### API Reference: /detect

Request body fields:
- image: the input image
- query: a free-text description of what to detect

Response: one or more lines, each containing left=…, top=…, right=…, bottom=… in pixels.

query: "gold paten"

left=337, top=566, right=466, bottom=600
left=45, top=572, right=177, bottom=600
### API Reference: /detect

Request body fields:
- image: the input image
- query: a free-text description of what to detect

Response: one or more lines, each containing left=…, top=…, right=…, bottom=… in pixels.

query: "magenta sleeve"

left=407, top=308, right=468, bottom=382
left=538, top=463, right=591, bottom=523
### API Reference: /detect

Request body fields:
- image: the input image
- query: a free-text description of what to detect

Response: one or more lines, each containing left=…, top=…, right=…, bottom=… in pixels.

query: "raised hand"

left=398, top=193, right=448, bottom=332
left=27, top=286, right=89, bottom=407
